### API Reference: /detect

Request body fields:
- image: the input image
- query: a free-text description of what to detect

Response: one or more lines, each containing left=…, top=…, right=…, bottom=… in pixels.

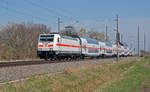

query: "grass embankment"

left=0, top=57, right=150, bottom=92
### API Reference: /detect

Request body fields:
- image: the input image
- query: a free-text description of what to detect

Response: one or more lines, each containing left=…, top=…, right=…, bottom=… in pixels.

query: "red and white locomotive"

left=37, top=33, right=133, bottom=60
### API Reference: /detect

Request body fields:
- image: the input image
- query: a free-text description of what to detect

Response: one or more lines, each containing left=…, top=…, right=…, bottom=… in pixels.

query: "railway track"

left=0, top=57, right=113, bottom=68
left=0, top=60, right=58, bottom=68
left=0, top=57, right=137, bottom=83
left=0, top=57, right=134, bottom=68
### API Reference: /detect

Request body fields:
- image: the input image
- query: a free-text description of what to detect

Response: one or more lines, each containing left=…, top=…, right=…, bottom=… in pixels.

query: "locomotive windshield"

left=39, top=35, right=54, bottom=42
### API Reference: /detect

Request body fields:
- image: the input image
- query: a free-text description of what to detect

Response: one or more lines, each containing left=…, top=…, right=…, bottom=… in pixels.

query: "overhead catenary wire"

left=40, top=0, right=80, bottom=19
left=1, top=0, right=82, bottom=28
left=56, top=8, right=79, bottom=19
left=0, top=5, right=48, bottom=22
left=0, top=0, right=55, bottom=19
left=95, top=19, right=115, bottom=38
left=22, top=0, right=74, bottom=20
left=95, top=19, right=115, bottom=31
left=0, top=0, right=51, bottom=22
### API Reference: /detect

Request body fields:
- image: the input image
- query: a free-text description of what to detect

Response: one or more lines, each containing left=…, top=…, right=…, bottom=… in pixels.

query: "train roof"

left=80, top=36, right=99, bottom=44
left=105, top=42, right=113, bottom=46
left=61, top=35, right=78, bottom=41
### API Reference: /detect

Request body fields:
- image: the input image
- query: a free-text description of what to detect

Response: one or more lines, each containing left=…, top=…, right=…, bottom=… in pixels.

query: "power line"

left=0, top=0, right=49, bottom=21
left=22, top=0, right=58, bottom=17
left=56, top=8, right=79, bottom=19
left=0, top=0, right=56, bottom=19
left=95, top=20, right=114, bottom=31
left=38, top=0, right=80, bottom=20
left=95, top=20, right=115, bottom=42
left=0, top=5, right=48, bottom=22
left=0, top=7, right=30, bottom=23
left=22, top=0, right=72, bottom=19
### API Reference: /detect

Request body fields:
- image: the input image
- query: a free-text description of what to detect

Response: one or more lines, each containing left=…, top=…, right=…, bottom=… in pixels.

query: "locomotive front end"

left=37, top=34, right=55, bottom=59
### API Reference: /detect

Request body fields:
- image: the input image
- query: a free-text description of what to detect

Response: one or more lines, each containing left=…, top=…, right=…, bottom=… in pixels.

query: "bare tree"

left=0, top=22, right=51, bottom=60
left=78, top=28, right=86, bottom=36
left=87, top=29, right=106, bottom=41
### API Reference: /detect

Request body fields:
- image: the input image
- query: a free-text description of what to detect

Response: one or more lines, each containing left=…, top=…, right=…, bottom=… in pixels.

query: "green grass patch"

left=0, top=57, right=150, bottom=92
left=94, top=57, right=150, bottom=92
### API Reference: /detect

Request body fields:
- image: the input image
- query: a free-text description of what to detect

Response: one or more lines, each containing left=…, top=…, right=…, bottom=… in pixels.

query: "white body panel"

left=119, top=46, right=125, bottom=56
left=104, top=43, right=113, bottom=56
left=80, top=37, right=99, bottom=56
left=86, top=43, right=99, bottom=56
left=80, top=38, right=87, bottom=55
left=99, top=41, right=105, bottom=55
left=55, top=36, right=81, bottom=54
left=112, top=44, right=117, bottom=56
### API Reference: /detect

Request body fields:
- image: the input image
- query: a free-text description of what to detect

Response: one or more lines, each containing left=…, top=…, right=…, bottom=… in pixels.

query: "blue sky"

left=0, top=0, right=150, bottom=51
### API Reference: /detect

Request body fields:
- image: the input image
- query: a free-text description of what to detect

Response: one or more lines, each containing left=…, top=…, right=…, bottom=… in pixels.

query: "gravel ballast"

left=0, top=57, right=137, bottom=83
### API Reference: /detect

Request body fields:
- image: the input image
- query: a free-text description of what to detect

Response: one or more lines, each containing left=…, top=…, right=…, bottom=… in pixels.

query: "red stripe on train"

left=56, top=44, right=81, bottom=48
left=38, top=45, right=44, bottom=47
left=57, top=44, right=101, bottom=50
left=38, top=45, right=53, bottom=47
left=48, top=45, right=53, bottom=47
left=39, top=44, right=115, bottom=51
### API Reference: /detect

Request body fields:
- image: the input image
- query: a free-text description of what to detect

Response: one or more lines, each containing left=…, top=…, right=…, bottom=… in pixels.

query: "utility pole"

left=144, top=33, right=146, bottom=52
left=137, top=25, right=140, bottom=56
left=130, top=43, right=133, bottom=48
left=115, top=15, right=119, bottom=62
left=121, top=34, right=123, bottom=43
left=58, top=17, right=62, bottom=34
left=105, top=24, right=108, bottom=41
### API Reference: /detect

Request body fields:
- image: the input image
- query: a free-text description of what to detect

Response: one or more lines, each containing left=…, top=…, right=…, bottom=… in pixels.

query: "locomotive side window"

left=40, top=35, right=54, bottom=37
left=47, top=38, right=54, bottom=42
left=40, top=38, right=47, bottom=42
left=57, top=38, right=59, bottom=42
left=40, top=38, right=53, bottom=42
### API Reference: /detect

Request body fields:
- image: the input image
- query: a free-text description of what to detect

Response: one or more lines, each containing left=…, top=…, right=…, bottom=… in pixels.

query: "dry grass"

left=61, top=60, right=137, bottom=92
left=0, top=58, right=142, bottom=92
left=65, top=65, right=94, bottom=74
left=65, top=67, right=77, bottom=74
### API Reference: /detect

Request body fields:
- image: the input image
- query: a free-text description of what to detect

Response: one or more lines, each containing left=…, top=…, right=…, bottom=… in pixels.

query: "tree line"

left=61, top=25, right=109, bottom=41
left=0, top=22, right=109, bottom=60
